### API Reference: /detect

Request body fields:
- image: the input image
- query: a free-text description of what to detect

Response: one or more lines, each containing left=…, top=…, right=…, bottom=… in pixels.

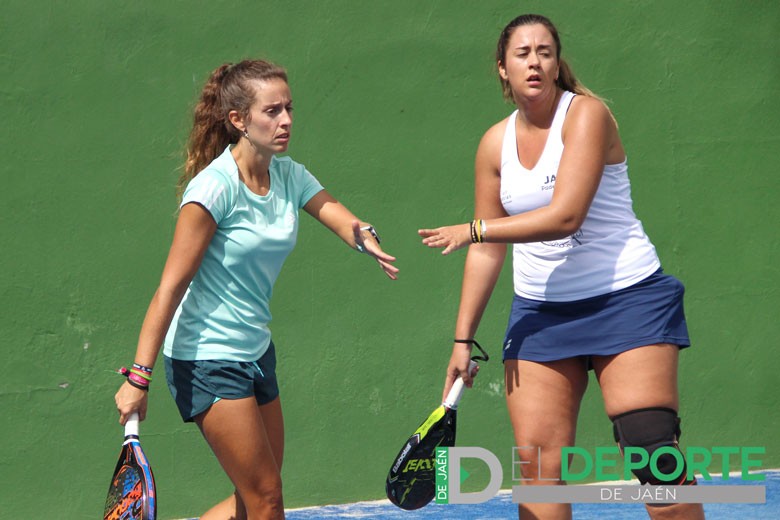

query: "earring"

left=243, top=130, right=250, bottom=139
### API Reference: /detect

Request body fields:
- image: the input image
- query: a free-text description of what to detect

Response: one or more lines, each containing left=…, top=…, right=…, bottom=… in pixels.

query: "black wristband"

left=126, top=378, right=149, bottom=392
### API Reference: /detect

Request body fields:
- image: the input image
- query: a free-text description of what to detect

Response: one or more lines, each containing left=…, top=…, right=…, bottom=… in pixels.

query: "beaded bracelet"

left=470, top=219, right=485, bottom=244
left=132, top=363, right=153, bottom=374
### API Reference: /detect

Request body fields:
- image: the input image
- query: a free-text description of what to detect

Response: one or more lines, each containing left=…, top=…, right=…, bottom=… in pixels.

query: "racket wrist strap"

left=453, top=338, right=490, bottom=362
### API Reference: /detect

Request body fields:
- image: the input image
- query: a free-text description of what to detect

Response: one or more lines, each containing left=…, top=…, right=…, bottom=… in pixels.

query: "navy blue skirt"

left=502, top=269, right=690, bottom=363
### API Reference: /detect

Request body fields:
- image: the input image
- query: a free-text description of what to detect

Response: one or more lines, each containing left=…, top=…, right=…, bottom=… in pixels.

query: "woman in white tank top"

left=419, top=14, right=703, bottom=520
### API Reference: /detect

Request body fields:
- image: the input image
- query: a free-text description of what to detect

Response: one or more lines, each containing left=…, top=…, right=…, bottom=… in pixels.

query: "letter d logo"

left=447, top=447, right=503, bottom=504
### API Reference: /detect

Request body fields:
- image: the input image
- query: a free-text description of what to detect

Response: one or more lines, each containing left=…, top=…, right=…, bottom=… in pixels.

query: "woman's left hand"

left=353, top=221, right=399, bottom=280
left=418, top=223, right=471, bottom=255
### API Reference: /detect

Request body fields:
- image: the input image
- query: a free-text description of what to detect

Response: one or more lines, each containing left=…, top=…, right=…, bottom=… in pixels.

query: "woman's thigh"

left=195, top=396, right=283, bottom=495
left=505, top=357, right=589, bottom=478
left=592, top=344, right=680, bottom=417
left=258, top=397, right=284, bottom=469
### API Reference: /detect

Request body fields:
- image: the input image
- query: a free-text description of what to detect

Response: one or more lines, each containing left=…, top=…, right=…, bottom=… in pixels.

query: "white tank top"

left=500, top=91, right=660, bottom=301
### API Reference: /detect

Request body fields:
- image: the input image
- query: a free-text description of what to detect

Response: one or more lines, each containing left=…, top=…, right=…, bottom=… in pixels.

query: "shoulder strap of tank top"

left=550, top=91, right=576, bottom=137
left=501, top=109, right=519, bottom=167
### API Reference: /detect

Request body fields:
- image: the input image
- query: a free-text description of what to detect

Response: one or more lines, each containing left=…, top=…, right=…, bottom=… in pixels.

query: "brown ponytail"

left=556, top=59, right=600, bottom=99
left=178, top=60, right=288, bottom=199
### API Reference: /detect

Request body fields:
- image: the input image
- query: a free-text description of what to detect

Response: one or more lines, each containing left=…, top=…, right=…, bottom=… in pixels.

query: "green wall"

left=2, top=1, right=778, bottom=518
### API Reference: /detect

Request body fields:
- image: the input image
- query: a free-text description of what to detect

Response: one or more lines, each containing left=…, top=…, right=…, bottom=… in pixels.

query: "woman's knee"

left=241, top=477, right=284, bottom=517
left=514, top=444, right=566, bottom=482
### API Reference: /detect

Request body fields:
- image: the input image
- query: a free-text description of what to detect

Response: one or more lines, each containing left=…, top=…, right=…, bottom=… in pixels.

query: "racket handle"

left=442, top=360, right=478, bottom=410
left=124, top=412, right=140, bottom=438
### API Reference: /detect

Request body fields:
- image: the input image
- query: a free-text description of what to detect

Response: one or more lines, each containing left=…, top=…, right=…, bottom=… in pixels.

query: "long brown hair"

left=495, top=14, right=600, bottom=102
left=178, top=59, right=288, bottom=198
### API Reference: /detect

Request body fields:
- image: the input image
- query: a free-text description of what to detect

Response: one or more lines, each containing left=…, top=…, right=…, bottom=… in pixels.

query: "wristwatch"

left=356, top=225, right=381, bottom=253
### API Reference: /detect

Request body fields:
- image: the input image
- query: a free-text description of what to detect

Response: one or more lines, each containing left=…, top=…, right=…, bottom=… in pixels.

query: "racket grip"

left=125, top=412, right=140, bottom=438
left=442, top=360, right=478, bottom=409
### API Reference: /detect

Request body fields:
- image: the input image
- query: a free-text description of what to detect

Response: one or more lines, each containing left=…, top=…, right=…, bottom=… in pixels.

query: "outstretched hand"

left=353, top=221, right=399, bottom=280
left=418, top=223, right=471, bottom=255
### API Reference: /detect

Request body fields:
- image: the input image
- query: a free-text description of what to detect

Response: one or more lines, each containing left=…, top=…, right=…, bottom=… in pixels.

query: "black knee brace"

left=612, top=407, right=693, bottom=485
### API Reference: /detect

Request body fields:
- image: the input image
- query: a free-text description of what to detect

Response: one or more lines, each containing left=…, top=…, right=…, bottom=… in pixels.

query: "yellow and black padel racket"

left=385, top=359, right=479, bottom=510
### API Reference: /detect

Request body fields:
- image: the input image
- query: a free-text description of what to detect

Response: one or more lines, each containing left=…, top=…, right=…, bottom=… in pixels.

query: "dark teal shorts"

left=164, top=341, right=279, bottom=422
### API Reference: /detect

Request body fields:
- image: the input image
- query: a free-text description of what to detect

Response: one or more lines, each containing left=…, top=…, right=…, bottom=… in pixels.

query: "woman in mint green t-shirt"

left=114, top=59, right=398, bottom=520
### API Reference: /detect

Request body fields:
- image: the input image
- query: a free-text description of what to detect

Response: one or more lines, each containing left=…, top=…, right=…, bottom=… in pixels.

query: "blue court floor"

left=283, top=471, right=779, bottom=520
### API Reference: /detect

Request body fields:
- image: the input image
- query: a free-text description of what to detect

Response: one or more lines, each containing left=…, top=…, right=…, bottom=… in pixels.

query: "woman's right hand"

left=441, top=342, right=480, bottom=403
left=115, top=381, right=149, bottom=425
left=351, top=221, right=399, bottom=280
left=418, top=223, right=473, bottom=256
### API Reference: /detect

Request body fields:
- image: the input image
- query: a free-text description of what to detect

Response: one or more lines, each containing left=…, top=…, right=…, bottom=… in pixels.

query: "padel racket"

left=103, top=412, right=157, bottom=520
left=385, top=359, right=478, bottom=510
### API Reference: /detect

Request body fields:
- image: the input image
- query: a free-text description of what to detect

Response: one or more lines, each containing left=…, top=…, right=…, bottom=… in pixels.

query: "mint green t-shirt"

left=163, top=146, right=324, bottom=361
